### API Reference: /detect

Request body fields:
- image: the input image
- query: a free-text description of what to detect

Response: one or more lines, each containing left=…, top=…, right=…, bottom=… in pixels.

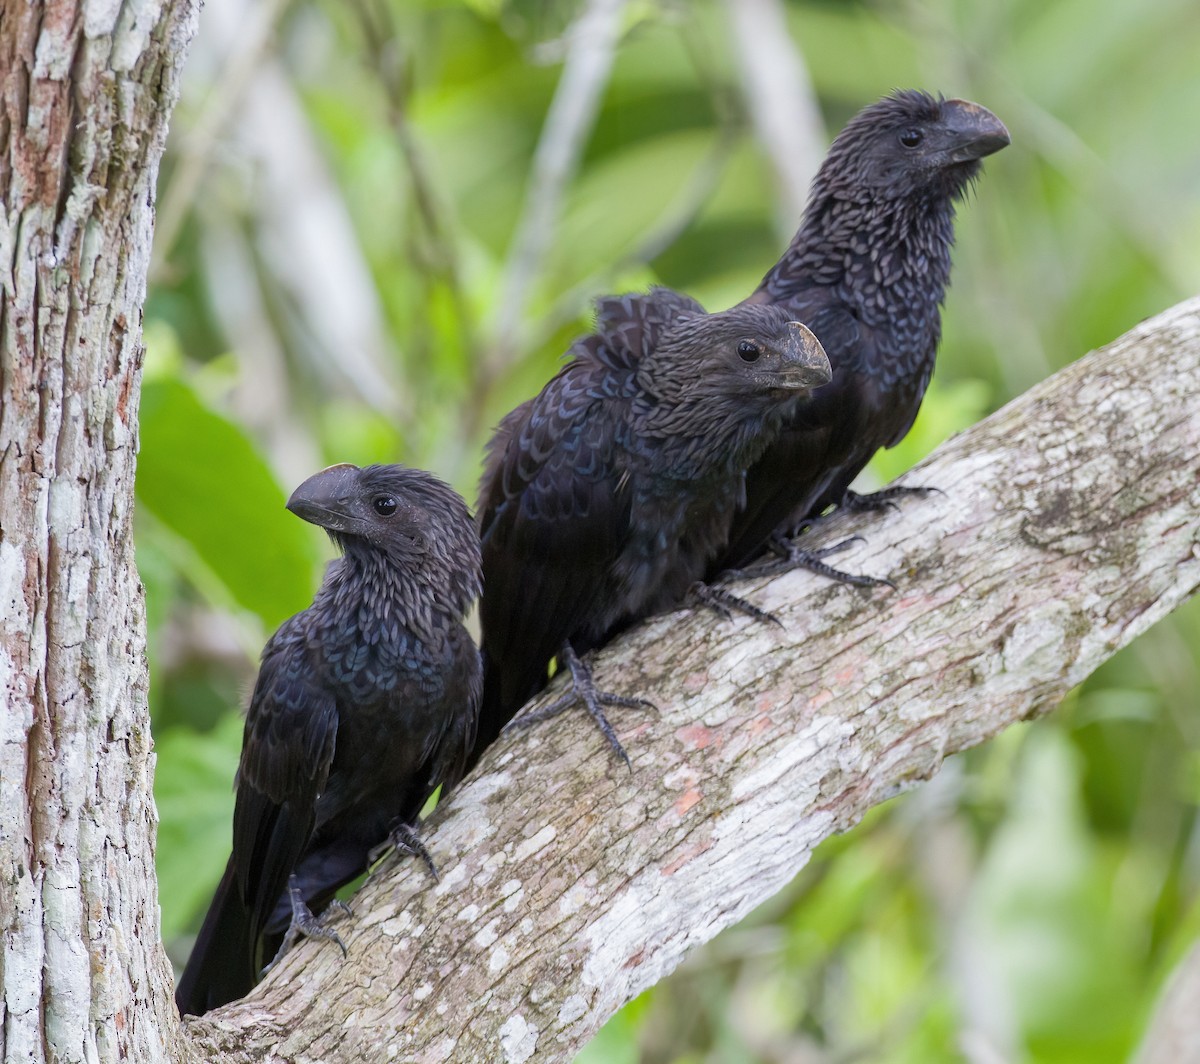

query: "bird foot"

left=774, top=534, right=896, bottom=589
left=368, top=822, right=440, bottom=882
left=840, top=484, right=941, bottom=514
left=687, top=580, right=782, bottom=627
left=728, top=534, right=894, bottom=590
left=505, top=643, right=655, bottom=771
left=263, top=875, right=349, bottom=974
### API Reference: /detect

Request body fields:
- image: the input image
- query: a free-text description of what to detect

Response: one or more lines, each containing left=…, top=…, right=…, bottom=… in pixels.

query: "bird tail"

left=462, top=648, right=548, bottom=777
left=174, top=858, right=258, bottom=1017
left=462, top=649, right=509, bottom=777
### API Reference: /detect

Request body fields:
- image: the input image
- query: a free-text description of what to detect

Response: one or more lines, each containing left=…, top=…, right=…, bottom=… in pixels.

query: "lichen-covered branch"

left=184, top=301, right=1200, bottom=1062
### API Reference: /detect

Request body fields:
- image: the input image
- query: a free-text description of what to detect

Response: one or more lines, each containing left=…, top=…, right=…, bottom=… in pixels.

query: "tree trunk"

left=0, top=2, right=197, bottom=1062
left=182, top=297, right=1200, bottom=1061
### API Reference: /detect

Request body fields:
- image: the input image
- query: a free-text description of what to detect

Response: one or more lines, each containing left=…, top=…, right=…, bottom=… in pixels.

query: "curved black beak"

left=778, top=322, right=832, bottom=390
left=286, top=463, right=361, bottom=531
left=942, top=98, right=1010, bottom=162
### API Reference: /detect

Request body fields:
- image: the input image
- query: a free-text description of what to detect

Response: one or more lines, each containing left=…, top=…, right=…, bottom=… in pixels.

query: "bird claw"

left=688, top=581, right=782, bottom=627
left=730, top=533, right=893, bottom=589
left=840, top=484, right=941, bottom=514
left=794, top=547, right=896, bottom=591
left=504, top=643, right=655, bottom=771
left=770, top=534, right=863, bottom=562
left=263, top=875, right=349, bottom=975
left=368, top=822, right=439, bottom=881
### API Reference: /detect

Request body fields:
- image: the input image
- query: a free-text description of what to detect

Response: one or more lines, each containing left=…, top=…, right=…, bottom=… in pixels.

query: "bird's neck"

left=316, top=547, right=449, bottom=647
left=634, top=392, right=786, bottom=482
left=783, top=187, right=958, bottom=312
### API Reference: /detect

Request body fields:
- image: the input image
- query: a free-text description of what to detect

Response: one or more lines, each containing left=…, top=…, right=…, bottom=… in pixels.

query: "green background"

left=145, top=1, right=1200, bottom=1059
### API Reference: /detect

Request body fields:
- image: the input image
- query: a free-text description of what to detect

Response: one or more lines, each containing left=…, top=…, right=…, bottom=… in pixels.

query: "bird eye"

left=899, top=128, right=923, bottom=148
left=737, top=340, right=761, bottom=363
left=372, top=495, right=398, bottom=517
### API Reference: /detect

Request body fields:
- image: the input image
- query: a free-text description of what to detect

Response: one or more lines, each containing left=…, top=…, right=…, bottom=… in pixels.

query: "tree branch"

left=183, top=297, right=1200, bottom=1062
left=1134, top=941, right=1200, bottom=1064
left=485, top=0, right=628, bottom=379
left=722, top=0, right=826, bottom=233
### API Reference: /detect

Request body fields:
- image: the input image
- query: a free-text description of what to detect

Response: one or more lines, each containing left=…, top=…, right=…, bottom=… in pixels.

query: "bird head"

left=819, top=89, right=1010, bottom=202
left=287, top=463, right=481, bottom=609
left=721, top=316, right=832, bottom=396
left=642, top=303, right=831, bottom=405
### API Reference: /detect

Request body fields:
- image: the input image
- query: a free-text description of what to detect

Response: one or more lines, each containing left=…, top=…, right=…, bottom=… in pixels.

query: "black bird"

left=175, top=463, right=481, bottom=1017
left=469, top=292, right=831, bottom=770
left=715, top=90, right=1009, bottom=573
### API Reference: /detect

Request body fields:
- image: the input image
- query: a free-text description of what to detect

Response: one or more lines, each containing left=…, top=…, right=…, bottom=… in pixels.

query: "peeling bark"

left=184, top=299, right=1200, bottom=1062
left=0, top=2, right=197, bottom=1062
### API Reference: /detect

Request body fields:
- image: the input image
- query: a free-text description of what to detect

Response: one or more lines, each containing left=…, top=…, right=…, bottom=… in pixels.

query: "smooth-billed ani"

left=175, top=463, right=481, bottom=1017
left=715, top=90, right=1009, bottom=572
left=469, top=292, right=831, bottom=770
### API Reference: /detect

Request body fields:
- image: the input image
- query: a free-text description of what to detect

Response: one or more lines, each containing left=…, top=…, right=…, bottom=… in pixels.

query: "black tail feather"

left=462, top=649, right=546, bottom=777
left=174, top=859, right=257, bottom=1017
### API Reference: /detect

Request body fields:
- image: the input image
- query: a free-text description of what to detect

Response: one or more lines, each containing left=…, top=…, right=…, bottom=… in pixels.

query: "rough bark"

left=1134, top=941, right=1200, bottom=1064
left=0, top=2, right=197, bottom=1062
left=183, top=299, right=1200, bottom=1061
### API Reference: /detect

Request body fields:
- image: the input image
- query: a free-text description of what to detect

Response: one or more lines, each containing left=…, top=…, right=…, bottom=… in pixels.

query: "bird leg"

left=687, top=581, right=782, bottom=627
left=368, top=821, right=439, bottom=882
left=263, top=874, right=349, bottom=974
left=840, top=484, right=942, bottom=514
left=506, top=642, right=655, bottom=771
left=724, top=534, right=895, bottom=590
left=770, top=534, right=896, bottom=589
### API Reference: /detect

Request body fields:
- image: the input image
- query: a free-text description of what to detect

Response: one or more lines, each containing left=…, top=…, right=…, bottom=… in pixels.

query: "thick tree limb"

left=185, top=298, right=1200, bottom=1062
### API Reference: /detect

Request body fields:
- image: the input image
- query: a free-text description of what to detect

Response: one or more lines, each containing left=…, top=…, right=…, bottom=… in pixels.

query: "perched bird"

left=175, top=463, right=481, bottom=1017
left=715, top=90, right=1009, bottom=573
left=469, top=292, right=831, bottom=770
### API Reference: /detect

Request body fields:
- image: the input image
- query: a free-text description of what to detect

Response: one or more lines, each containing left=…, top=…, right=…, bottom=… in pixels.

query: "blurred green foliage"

left=140, top=374, right=318, bottom=632
left=145, top=0, right=1199, bottom=1058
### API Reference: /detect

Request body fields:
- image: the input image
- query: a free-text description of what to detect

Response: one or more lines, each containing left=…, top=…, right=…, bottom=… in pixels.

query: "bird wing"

left=479, top=356, right=635, bottom=712
left=479, top=287, right=699, bottom=582
left=230, top=613, right=339, bottom=939
left=588, top=287, right=705, bottom=368
left=420, top=625, right=484, bottom=795
left=717, top=299, right=867, bottom=566
left=474, top=288, right=702, bottom=736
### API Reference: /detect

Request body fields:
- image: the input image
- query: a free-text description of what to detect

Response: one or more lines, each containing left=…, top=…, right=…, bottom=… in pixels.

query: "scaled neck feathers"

left=316, top=539, right=476, bottom=647
left=793, top=181, right=958, bottom=307
left=632, top=366, right=790, bottom=482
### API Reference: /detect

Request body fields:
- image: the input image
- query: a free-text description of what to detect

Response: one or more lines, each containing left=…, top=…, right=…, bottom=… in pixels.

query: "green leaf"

left=137, top=376, right=319, bottom=630
left=155, top=713, right=243, bottom=941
